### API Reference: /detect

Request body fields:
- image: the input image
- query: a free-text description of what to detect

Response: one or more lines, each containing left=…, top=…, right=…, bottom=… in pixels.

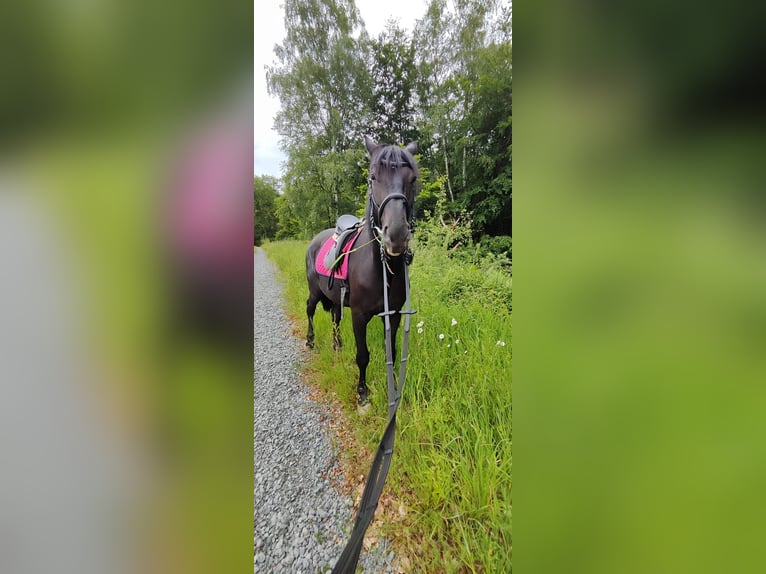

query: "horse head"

left=364, top=136, right=419, bottom=258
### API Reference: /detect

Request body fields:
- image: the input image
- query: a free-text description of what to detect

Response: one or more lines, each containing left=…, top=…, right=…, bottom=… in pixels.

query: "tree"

left=253, top=176, right=279, bottom=245
left=267, top=0, right=372, bottom=237
left=279, top=146, right=367, bottom=238
left=412, top=0, right=459, bottom=200
left=274, top=193, right=300, bottom=240
left=267, top=0, right=371, bottom=150
left=367, top=23, right=418, bottom=145
left=412, top=0, right=511, bottom=236
left=267, top=0, right=512, bottom=242
left=458, top=41, right=512, bottom=236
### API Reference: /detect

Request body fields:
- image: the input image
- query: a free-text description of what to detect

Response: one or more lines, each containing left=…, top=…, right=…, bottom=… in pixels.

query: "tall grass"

left=261, top=239, right=512, bottom=573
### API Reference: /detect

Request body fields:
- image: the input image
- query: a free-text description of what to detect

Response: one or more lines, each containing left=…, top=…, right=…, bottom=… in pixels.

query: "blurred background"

left=0, top=1, right=252, bottom=573
left=519, top=1, right=766, bottom=573
left=4, top=0, right=766, bottom=572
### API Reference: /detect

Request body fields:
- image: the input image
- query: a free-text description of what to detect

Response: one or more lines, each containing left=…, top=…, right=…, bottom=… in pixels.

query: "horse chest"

left=347, top=271, right=406, bottom=314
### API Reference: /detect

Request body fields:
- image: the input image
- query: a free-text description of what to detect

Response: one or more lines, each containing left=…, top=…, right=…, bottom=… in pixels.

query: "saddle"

left=322, top=214, right=363, bottom=275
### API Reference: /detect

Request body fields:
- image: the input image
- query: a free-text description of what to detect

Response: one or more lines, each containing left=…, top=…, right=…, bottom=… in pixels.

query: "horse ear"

left=364, top=135, right=378, bottom=156
left=405, top=141, right=418, bottom=155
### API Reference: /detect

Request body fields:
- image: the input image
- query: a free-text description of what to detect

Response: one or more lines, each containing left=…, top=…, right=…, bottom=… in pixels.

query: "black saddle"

left=323, top=214, right=363, bottom=273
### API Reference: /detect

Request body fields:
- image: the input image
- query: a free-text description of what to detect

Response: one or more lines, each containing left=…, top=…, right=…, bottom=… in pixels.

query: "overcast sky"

left=254, top=0, right=429, bottom=178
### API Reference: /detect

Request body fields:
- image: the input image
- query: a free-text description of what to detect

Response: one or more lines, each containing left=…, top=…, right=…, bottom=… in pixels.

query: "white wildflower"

left=447, top=344, right=451, bottom=348
left=496, top=340, right=506, bottom=347
left=416, top=320, right=424, bottom=328
left=417, top=328, right=423, bottom=334
left=454, top=339, right=460, bottom=344
left=451, top=318, right=458, bottom=326
left=439, top=333, right=445, bottom=340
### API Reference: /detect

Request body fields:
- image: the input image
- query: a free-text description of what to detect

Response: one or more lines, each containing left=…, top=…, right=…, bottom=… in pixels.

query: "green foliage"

left=253, top=176, right=280, bottom=245
left=368, top=24, right=418, bottom=145
left=267, top=0, right=512, bottom=244
left=262, top=238, right=511, bottom=572
left=416, top=207, right=513, bottom=277
left=2, top=0, right=251, bottom=146
left=267, top=0, right=369, bottom=151
left=458, top=41, right=513, bottom=235
left=414, top=163, right=447, bottom=218
left=280, top=147, right=367, bottom=238
left=267, top=0, right=375, bottom=239
left=416, top=240, right=512, bottom=314
left=412, top=0, right=512, bottom=236
left=274, top=194, right=300, bottom=240
left=479, top=233, right=512, bottom=261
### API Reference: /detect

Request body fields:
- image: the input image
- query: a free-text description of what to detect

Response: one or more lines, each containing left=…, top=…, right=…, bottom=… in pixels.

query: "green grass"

left=261, top=239, right=512, bottom=573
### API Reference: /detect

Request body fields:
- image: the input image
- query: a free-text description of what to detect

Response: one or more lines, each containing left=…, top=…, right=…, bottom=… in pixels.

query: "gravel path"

left=254, top=248, right=396, bottom=574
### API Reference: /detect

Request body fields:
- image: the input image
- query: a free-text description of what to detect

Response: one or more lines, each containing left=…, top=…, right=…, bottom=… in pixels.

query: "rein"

left=331, top=243, right=415, bottom=574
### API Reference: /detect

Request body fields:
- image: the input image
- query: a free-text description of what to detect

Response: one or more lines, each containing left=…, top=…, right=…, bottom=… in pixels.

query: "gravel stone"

left=254, top=249, right=397, bottom=573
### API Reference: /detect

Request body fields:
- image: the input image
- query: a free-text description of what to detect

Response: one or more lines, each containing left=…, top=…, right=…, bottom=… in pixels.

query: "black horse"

left=305, top=136, right=419, bottom=404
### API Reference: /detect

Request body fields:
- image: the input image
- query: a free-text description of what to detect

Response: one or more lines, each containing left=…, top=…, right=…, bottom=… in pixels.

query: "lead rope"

left=330, top=248, right=415, bottom=574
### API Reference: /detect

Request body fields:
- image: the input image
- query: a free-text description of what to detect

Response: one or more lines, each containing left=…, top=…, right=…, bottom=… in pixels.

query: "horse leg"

left=391, top=312, right=402, bottom=362
left=306, top=292, right=320, bottom=348
left=331, top=303, right=343, bottom=350
left=352, top=309, right=372, bottom=405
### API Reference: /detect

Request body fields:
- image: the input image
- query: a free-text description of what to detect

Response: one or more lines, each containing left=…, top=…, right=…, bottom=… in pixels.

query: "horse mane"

left=371, top=144, right=419, bottom=177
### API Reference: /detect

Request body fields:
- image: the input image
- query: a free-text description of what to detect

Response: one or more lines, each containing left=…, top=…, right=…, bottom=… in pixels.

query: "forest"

left=255, top=0, right=512, bottom=266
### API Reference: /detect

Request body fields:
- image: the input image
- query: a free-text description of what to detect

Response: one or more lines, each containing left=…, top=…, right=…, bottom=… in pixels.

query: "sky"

left=253, top=0, right=429, bottom=178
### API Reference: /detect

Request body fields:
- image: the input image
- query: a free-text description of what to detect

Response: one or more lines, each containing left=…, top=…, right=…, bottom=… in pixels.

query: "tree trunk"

left=331, top=141, right=339, bottom=221
left=462, top=145, right=467, bottom=194
left=333, top=184, right=339, bottom=221
left=442, top=134, right=454, bottom=202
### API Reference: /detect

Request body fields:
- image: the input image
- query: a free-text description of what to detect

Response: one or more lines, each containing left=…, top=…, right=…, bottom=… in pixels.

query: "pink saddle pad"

left=315, top=230, right=361, bottom=280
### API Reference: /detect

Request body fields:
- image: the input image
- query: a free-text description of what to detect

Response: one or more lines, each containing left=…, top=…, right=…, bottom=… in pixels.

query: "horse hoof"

left=357, top=401, right=371, bottom=416
left=306, top=341, right=314, bottom=349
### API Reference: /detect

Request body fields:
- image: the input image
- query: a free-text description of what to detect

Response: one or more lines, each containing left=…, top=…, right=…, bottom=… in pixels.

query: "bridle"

left=367, top=166, right=415, bottom=243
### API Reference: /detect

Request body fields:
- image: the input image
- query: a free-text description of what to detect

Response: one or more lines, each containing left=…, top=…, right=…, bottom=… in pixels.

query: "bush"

left=480, top=234, right=512, bottom=261
left=415, top=211, right=512, bottom=275
left=414, top=242, right=512, bottom=314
